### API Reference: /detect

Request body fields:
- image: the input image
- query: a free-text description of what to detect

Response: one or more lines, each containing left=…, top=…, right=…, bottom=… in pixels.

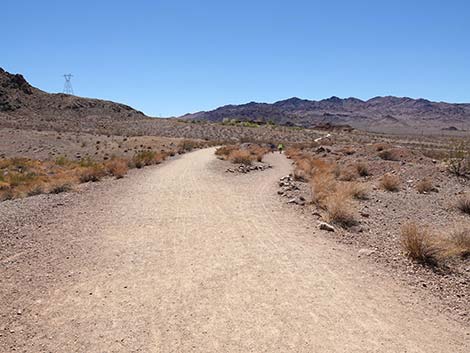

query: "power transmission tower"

left=63, top=74, right=74, bottom=95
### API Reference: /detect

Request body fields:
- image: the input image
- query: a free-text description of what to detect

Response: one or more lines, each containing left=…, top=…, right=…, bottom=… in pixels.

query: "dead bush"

left=78, top=165, right=106, bottom=183
left=380, top=174, right=401, bottom=192
left=311, top=171, right=337, bottom=206
left=356, top=162, right=369, bottom=177
left=448, top=228, right=470, bottom=258
left=378, top=149, right=400, bottom=161
left=325, top=192, right=358, bottom=228
left=229, top=150, right=253, bottom=165
left=416, top=178, right=434, bottom=194
left=105, top=159, right=128, bottom=179
left=456, top=195, right=470, bottom=215
left=341, top=182, right=369, bottom=200
left=401, top=223, right=440, bottom=266
left=132, top=150, right=157, bottom=168
left=215, top=145, right=237, bottom=159
left=178, top=139, right=198, bottom=153
left=338, top=166, right=357, bottom=181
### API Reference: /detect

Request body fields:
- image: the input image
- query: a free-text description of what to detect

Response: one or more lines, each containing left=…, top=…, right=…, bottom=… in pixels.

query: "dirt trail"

left=1, top=148, right=468, bottom=352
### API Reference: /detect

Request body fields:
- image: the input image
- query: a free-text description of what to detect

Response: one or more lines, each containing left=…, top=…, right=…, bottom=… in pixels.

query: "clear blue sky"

left=2, top=0, right=469, bottom=117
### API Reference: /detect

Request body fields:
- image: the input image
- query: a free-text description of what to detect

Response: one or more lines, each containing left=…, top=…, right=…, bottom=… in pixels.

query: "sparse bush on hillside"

left=380, top=173, right=401, bottom=192
left=177, top=139, right=199, bottom=153
left=338, top=166, right=357, bottom=181
left=355, top=162, right=369, bottom=177
left=325, top=192, right=358, bottom=228
left=341, top=182, right=369, bottom=200
left=456, top=194, right=470, bottom=215
left=447, top=145, right=470, bottom=178
left=105, top=158, right=129, bottom=179
left=416, top=178, right=434, bottom=194
left=448, top=228, right=470, bottom=258
left=78, top=165, right=106, bottom=182
left=378, top=149, right=400, bottom=161
left=132, top=150, right=159, bottom=168
left=401, top=222, right=440, bottom=266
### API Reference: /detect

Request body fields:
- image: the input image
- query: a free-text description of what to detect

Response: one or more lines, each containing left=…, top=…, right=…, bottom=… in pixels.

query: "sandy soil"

left=0, top=148, right=468, bottom=352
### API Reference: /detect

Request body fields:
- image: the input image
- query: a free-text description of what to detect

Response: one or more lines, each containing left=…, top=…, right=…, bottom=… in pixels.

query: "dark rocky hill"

left=0, top=68, right=147, bottom=133
left=182, top=95, right=470, bottom=133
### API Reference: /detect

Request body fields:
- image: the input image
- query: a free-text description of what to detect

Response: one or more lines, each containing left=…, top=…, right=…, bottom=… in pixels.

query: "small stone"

left=358, top=249, right=376, bottom=257
left=319, top=222, right=335, bottom=232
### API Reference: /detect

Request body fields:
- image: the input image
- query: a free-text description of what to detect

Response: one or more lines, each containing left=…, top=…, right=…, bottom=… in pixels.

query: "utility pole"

left=63, top=74, right=74, bottom=95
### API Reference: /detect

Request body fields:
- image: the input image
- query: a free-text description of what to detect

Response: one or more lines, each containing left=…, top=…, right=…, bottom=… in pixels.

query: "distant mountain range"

left=182, top=96, right=470, bottom=133
left=1, top=67, right=469, bottom=134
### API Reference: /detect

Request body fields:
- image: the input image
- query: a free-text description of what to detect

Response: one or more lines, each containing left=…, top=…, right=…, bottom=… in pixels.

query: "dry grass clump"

left=229, top=150, right=253, bottom=165
left=378, top=149, right=400, bottom=161
left=456, top=194, right=470, bottom=215
left=216, top=144, right=268, bottom=165
left=380, top=173, right=401, bottom=192
left=416, top=178, right=434, bottom=194
left=310, top=171, right=337, bottom=205
left=340, top=182, right=369, bottom=200
left=355, top=162, right=369, bottom=177
left=131, top=150, right=168, bottom=168
left=105, top=159, right=128, bottom=179
left=338, top=166, right=357, bottom=181
left=400, top=223, right=439, bottom=266
left=324, top=192, right=358, bottom=228
left=447, top=229, right=470, bottom=258
left=215, top=145, right=238, bottom=159
left=177, top=139, right=200, bottom=153
left=78, top=165, right=106, bottom=182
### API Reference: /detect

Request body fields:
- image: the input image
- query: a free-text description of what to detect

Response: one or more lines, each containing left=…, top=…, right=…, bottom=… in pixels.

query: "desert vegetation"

left=280, top=135, right=470, bottom=317
left=215, top=144, right=269, bottom=165
left=0, top=138, right=206, bottom=201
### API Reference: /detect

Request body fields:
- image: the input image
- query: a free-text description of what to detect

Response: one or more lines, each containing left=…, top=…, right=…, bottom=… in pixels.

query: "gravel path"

left=0, top=148, right=468, bottom=352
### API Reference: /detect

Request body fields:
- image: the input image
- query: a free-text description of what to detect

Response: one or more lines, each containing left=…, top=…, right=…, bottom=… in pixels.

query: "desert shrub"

left=456, top=195, right=470, bottom=215
left=448, top=228, right=470, bottom=258
left=78, top=165, right=106, bottom=182
left=178, top=139, right=198, bottom=153
left=293, top=156, right=314, bottom=181
left=325, top=193, right=357, bottom=228
left=338, top=166, right=357, bottom=181
left=229, top=150, right=253, bottom=165
left=401, top=223, right=440, bottom=266
left=48, top=179, right=74, bottom=194
left=79, top=156, right=97, bottom=168
left=378, top=149, right=400, bottom=161
left=310, top=171, right=337, bottom=206
left=339, top=146, right=355, bottom=155
left=215, top=145, right=237, bottom=159
left=356, top=162, right=369, bottom=177
left=133, top=150, right=157, bottom=168
left=248, top=145, right=269, bottom=162
left=105, top=159, right=128, bottom=179
left=374, top=143, right=387, bottom=152
left=55, top=155, right=71, bottom=166
left=340, top=182, right=369, bottom=200
left=416, top=178, right=434, bottom=194
left=380, top=173, right=401, bottom=192
left=447, top=146, right=470, bottom=178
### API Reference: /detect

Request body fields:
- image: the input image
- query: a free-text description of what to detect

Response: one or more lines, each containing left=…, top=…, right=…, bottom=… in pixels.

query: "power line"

left=63, top=74, right=74, bottom=95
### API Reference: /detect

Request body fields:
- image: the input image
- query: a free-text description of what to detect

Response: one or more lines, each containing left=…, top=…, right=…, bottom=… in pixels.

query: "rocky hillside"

left=0, top=68, right=147, bottom=132
left=183, top=96, right=470, bottom=133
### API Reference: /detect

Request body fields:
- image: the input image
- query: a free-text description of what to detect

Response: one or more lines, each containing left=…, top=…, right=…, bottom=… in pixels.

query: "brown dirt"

left=0, top=148, right=468, bottom=352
